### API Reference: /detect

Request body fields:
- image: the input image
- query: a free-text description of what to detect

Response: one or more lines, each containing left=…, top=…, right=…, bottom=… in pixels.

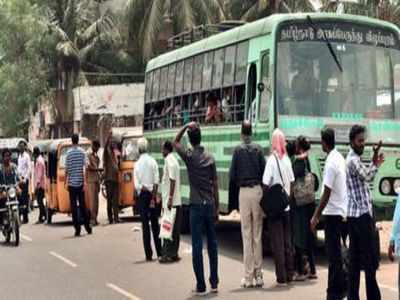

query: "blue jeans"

left=190, top=203, right=219, bottom=292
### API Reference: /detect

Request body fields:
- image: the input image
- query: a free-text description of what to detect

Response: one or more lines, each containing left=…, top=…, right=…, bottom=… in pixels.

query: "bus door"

left=258, top=50, right=271, bottom=125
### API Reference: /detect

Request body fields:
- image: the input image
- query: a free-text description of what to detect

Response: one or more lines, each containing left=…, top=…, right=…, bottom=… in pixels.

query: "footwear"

left=35, top=220, right=43, bottom=225
left=159, top=257, right=174, bottom=264
left=255, top=277, right=264, bottom=287
left=294, top=274, right=307, bottom=282
left=74, top=231, right=81, bottom=237
left=146, top=257, right=153, bottom=262
left=241, top=278, right=253, bottom=288
left=275, top=281, right=287, bottom=287
left=86, top=226, right=92, bottom=235
left=172, top=256, right=181, bottom=262
left=191, top=288, right=207, bottom=296
left=308, top=273, right=318, bottom=280
left=210, top=286, right=218, bottom=293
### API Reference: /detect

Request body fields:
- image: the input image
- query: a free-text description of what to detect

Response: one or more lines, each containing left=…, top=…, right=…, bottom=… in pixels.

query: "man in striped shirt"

left=65, top=134, right=92, bottom=237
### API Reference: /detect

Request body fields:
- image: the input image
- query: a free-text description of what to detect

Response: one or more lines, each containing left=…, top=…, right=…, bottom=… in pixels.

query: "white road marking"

left=20, top=234, right=32, bottom=242
left=49, top=251, right=78, bottom=268
left=106, top=283, right=141, bottom=300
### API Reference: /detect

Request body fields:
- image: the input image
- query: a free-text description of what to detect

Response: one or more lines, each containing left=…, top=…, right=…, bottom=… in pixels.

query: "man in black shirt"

left=174, top=122, right=219, bottom=296
left=230, top=121, right=266, bottom=288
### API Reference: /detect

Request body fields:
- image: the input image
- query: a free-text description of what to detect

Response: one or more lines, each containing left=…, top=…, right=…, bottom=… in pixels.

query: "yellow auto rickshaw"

left=45, top=138, right=91, bottom=223
left=103, top=127, right=142, bottom=216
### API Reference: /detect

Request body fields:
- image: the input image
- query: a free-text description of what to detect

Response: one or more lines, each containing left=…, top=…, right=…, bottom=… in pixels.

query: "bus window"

left=152, top=69, right=160, bottom=101
left=247, top=63, right=257, bottom=122
left=221, top=87, right=233, bottom=122
left=234, top=86, right=245, bottom=122
left=212, top=48, right=224, bottom=89
left=223, top=45, right=236, bottom=87
left=203, top=51, right=214, bottom=90
left=235, top=41, right=249, bottom=84
left=173, top=97, right=182, bottom=127
left=184, top=58, right=193, bottom=94
left=259, top=51, right=270, bottom=122
left=193, top=55, right=203, bottom=92
left=175, top=61, right=184, bottom=95
left=145, top=71, right=153, bottom=103
left=167, top=64, right=176, bottom=97
left=160, top=67, right=168, bottom=100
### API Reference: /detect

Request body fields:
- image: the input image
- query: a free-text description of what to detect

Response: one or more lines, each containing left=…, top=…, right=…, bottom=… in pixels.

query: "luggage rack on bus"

left=167, top=21, right=246, bottom=50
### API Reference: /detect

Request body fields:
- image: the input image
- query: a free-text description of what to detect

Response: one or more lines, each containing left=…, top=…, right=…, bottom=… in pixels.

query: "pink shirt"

left=35, top=155, right=46, bottom=189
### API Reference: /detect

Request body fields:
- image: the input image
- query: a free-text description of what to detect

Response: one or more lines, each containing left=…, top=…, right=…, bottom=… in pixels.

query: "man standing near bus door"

left=33, top=147, right=46, bottom=224
left=159, top=141, right=182, bottom=263
left=103, top=132, right=121, bottom=224
left=230, top=120, right=266, bottom=288
left=134, top=137, right=162, bottom=261
left=174, top=122, right=219, bottom=296
left=86, top=140, right=101, bottom=226
left=346, top=125, right=383, bottom=300
left=65, top=134, right=92, bottom=237
left=17, top=140, right=31, bottom=224
left=311, top=128, right=347, bottom=300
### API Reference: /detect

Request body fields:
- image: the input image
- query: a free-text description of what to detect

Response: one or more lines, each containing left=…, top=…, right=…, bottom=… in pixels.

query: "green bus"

left=143, top=13, right=400, bottom=231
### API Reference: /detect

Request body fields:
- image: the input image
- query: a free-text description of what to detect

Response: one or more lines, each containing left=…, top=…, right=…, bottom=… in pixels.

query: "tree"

left=0, top=0, right=49, bottom=136
left=126, top=0, right=225, bottom=61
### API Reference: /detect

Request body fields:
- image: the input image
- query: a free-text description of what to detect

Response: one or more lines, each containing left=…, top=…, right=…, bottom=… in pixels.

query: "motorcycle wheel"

left=11, top=211, right=19, bottom=247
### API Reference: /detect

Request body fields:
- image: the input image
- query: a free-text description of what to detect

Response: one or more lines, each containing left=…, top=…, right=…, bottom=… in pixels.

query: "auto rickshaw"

left=45, top=138, right=91, bottom=223
left=102, top=127, right=142, bottom=216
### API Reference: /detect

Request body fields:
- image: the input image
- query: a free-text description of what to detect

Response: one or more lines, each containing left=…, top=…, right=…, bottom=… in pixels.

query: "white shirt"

left=17, top=151, right=31, bottom=181
left=161, top=153, right=181, bottom=208
left=322, top=148, right=348, bottom=217
left=134, top=153, right=159, bottom=193
left=263, top=153, right=295, bottom=211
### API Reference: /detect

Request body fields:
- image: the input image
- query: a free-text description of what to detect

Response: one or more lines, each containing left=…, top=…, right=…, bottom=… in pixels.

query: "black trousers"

left=138, top=191, right=162, bottom=259
left=325, top=215, right=347, bottom=300
left=347, top=213, right=381, bottom=300
left=68, top=186, right=90, bottom=234
left=18, top=180, right=29, bottom=222
left=295, top=246, right=316, bottom=275
left=105, top=181, right=119, bottom=223
left=35, top=187, right=46, bottom=222
left=162, top=206, right=182, bottom=259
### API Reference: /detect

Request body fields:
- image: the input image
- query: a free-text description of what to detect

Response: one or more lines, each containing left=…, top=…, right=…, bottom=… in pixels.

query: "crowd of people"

left=131, top=121, right=387, bottom=300
left=0, top=121, right=395, bottom=299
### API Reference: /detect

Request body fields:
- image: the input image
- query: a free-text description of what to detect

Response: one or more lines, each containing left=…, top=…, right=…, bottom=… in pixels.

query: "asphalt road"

left=0, top=203, right=398, bottom=300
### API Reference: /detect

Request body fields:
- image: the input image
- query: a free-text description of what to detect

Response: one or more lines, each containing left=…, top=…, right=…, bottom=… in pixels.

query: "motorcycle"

left=0, top=185, right=20, bottom=246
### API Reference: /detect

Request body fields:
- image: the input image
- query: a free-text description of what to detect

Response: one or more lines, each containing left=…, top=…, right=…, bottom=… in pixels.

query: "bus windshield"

left=277, top=22, right=400, bottom=143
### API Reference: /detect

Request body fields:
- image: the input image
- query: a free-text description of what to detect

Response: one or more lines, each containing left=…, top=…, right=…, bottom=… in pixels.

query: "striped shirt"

left=346, top=149, right=377, bottom=218
left=66, top=147, right=86, bottom=188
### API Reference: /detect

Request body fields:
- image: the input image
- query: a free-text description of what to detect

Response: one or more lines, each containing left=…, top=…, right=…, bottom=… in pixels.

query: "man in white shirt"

left=159, top=141, right=182, bottom=264
left=311, top=128, right=347, bottom=300
left=17, top=140, right=31, bottom=224
left=134, top=137, right=161, bottom=261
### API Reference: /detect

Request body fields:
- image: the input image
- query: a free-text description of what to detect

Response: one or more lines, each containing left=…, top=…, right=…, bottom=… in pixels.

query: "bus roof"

left=146, top=13, right=399, bottom=72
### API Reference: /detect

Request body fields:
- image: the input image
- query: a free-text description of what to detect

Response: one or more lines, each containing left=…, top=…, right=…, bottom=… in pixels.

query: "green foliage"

left=0, top=0, right=49, bottom=137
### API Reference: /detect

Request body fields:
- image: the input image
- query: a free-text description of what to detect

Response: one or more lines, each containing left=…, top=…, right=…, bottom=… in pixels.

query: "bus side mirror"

left=257, top=82, right=265, bottom=93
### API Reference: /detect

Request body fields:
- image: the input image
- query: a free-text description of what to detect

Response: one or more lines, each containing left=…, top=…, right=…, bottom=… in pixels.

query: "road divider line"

left=49, top=251, right=78, bottom=268
left=106, top=283, right=141, bottom=300
left=20, top=234, right=32, bottom=242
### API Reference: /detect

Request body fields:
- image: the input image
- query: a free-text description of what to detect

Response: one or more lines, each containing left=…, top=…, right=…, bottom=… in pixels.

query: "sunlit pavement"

left=0, top=201, right=397, bottom=300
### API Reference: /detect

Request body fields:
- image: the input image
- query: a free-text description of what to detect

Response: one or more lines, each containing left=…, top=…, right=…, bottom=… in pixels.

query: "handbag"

left=260, top=154, right=289, bottom=221
left=293, top=159, right=315, bottom=207
left=159, top=208, right=176, bottom=241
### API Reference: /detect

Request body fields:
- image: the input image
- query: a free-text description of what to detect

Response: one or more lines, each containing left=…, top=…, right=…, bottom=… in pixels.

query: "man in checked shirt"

left=346, top=125, right=384, bottom=300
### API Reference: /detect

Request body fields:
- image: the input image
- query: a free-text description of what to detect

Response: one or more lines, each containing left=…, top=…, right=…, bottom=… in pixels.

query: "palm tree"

left=42, top=0, right=122, bottom=121
left=125, top=0, right=225, bottom=61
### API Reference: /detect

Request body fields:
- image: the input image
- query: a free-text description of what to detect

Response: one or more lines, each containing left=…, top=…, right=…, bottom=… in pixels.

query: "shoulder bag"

left=260, top=154, right=289, bottom=221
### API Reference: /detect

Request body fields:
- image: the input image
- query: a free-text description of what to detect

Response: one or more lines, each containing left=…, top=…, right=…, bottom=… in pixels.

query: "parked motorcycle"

left=0, top=184, right=20, bottom=246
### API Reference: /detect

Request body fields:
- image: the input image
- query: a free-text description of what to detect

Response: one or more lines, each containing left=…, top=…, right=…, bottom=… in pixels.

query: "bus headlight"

left=380, top=179, right=391, bottom=195
left=8, top=187, right=16, bottom=198
left=394, top=179, right=400, bottom=194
